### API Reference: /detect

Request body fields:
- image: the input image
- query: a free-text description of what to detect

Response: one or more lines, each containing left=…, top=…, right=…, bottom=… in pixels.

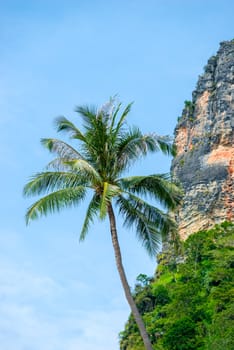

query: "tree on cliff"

left=23, top=99, right=181, bottom=350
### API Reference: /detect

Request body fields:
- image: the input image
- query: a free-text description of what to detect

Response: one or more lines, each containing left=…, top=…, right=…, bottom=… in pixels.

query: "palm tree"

left=23, top=99, right=181, bottom=350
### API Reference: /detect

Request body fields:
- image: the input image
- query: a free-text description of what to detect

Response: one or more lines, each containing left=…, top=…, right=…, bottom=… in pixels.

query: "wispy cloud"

left=0, top=300, right=124, bottom=350
left=0, top=234, right=128, bottom=350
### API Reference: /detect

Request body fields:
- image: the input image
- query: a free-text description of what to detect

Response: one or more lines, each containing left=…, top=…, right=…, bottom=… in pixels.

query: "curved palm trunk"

left=107, top=204, right=154, bottom=350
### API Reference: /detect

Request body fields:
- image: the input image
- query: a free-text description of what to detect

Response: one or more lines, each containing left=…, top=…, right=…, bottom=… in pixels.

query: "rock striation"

left=171, top=40, right=234, bottom=240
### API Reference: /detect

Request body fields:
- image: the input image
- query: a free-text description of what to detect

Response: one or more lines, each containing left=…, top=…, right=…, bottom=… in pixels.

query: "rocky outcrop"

left=171, top=40, right=234, bottom=240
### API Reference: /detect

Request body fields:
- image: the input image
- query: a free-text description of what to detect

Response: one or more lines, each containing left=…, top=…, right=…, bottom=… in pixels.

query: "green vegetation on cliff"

left=120, top=222, right=234, bottom=350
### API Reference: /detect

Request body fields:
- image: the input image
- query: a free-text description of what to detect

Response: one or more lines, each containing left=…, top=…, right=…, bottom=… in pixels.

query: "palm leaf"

left=116, top=128, right=163, bottom=170
left=116, top=130, right=175, bottom=172
left=23, top=172, right=87, bottom=197
left=154, top=134, right=176, bottom=156
left=115, top=127, right=143, bottom=170
left=41, top=138, right=83, bottom=159
left=117, top=191, right=177, bottom=255
left=97, top=99, right=115, bottom=125
left=45, top=158, right=74, bottom=171
left=113, top=102, right=133, bottom=137
left=118, top=174, right=182, bottom=210
left=121, top=192, right=175, bottom=234
left=136, top=218, right=161, bottom=257
left=63, top=159, right=102, bottom=184
left=25, top=186, right=86, bottom=224
left=79, top=194, right=100, bottom=241
left=109, top=102, right=122, bottom=131
left=116, top=194, right=165, bottom=256
left=75, top=105, right=97, bottom=129
left=55, top=116, right=86, bottom=141
left=100, top=182, right=121, bottom=219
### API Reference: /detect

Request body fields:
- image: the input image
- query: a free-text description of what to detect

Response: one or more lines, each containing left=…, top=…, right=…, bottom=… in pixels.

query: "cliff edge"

left=172, top=40, right=234, bottom=240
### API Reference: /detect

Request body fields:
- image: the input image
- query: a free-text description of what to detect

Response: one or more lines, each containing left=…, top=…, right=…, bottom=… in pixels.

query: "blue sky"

left=0, top=1, right=233, bottom=349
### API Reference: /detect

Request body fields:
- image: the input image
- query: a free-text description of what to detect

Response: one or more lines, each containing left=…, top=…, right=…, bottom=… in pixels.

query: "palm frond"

left=116, top=194, right=167, bottom=256
left=154, top=134, right=176, bottom=156
left=96, top=99, right=115, bottom=125
left=54, top=116, right=86, bottom=141
left=79, top=194, right=100, bottom=241
left=109, top=102, right=122, bottom=131
left=113, top=102, right=133, bottom=137
left=116, top=131, right=175, bottom=173
left=41, top=138, right=83, bottom=159
left=63, top=159, right=102, bottom=184
left=23, top=172, right=87, bottom=197
left=116, top=127, right=167, bottom=171
left=115, top=196, right=161, bottom=257
left=136, top=219, right=162, bottom=257
left=75, top=105, right=97, bottom=129
left=118, top=174, right=182, bottom=210
left=115, top=127, right=143, bottom=169
left=121, top=192, right=175, bottom=233
left=25, top=186, right=86, bottom=224
left=45, top=158, right=73, bottom=171
left=100, top=182, right=121, bottom=219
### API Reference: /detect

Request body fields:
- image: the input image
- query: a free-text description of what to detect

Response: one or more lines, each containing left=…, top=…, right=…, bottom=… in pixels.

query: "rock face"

left=171, top=40, right=234, bottom=240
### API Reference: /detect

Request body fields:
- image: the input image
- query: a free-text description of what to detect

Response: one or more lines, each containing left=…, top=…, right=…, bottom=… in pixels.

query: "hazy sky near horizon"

left=1, top=1, right=234, bottom=349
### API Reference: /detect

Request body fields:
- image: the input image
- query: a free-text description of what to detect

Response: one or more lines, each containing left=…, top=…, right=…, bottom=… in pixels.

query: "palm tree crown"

left=24, top=100, right=180, bottom=255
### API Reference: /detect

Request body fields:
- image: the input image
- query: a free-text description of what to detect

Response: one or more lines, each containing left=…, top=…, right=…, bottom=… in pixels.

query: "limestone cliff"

left=171, top=40, right=234, bottom=240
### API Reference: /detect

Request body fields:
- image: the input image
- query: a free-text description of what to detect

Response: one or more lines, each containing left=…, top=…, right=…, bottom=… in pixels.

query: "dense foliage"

left=120, top=222, right=234, bottom=350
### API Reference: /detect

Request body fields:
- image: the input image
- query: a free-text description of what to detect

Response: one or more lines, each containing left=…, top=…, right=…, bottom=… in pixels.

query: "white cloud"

left=0, top=266, right=60, bottom=300
left=0, top=298, right=127, bottom=350
left=0, top=252, right=128, bottom=350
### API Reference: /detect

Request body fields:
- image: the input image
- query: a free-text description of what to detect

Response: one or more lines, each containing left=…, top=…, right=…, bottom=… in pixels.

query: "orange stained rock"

left=207, top=146, right=234, bottom=167
left=175, top=127, right=188, bottom=155
left=195, top=91, right=210, bottom=121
